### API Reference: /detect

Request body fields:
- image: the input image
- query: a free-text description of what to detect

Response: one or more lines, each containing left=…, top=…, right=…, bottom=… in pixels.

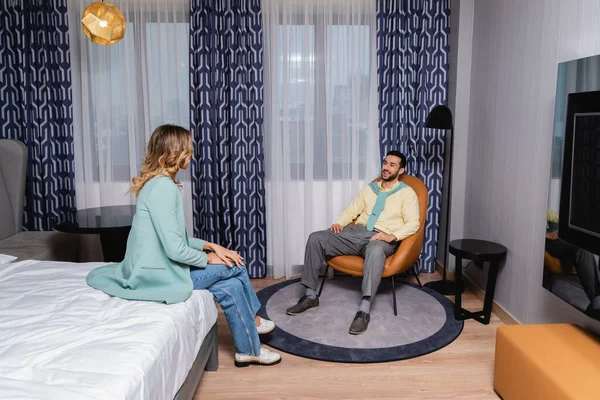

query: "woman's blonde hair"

left=127, top=124, right=193, bottom=196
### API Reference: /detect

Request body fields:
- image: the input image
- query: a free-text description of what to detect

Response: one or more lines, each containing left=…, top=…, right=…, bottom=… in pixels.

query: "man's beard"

left=381, top=170, right=399, bottom=182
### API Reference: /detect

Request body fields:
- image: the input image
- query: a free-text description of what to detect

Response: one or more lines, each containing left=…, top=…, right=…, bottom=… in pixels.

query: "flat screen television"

left=558, top=91, right=600, bottom=254
left=545, top=56, right=600, bottom=321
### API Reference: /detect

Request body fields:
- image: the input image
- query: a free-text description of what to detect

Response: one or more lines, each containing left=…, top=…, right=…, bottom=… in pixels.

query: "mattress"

left=0, top=260, right=218, bottom=400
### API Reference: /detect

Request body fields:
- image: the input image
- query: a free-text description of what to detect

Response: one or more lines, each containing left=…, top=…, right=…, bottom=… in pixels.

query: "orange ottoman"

left=494, top=324, right=600, bottom=399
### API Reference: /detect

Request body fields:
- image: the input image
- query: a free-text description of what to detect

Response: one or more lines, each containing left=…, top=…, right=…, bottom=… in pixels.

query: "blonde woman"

left=87, top=124, right=281, bottom=367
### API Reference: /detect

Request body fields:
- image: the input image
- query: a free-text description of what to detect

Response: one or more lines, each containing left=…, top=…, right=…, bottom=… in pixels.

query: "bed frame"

left=0, top=140, right=219, bottom=399
left=173, top=322, right=218, bottom=400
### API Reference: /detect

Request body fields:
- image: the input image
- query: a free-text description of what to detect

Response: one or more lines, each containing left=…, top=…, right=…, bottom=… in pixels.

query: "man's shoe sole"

left=348, top=328, right=367, bottom=335
left=234, top=358, right=282, bottom=368
left=285, top=304, right=319, bottom=316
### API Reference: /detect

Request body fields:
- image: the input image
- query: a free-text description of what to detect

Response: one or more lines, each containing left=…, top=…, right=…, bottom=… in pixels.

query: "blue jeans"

left=190, top=265, right=261, bottom=356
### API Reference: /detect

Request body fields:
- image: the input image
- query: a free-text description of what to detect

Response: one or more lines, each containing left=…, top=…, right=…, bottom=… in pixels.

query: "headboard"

left=0, top=139, right=27, bottom=240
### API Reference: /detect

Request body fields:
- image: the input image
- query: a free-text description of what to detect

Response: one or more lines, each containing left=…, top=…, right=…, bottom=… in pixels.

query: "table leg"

left=454, top=255, right=463, bottom=319
left=482, top=261, right=500, bottom=324
left=99, top=228, right=131, bottom=262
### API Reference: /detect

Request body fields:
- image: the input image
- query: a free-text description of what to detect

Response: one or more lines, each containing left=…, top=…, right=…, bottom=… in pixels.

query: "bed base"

left=173, top=322, right=218, bottom=400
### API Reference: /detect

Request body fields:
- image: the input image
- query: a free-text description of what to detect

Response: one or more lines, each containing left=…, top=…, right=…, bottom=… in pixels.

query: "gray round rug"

left=257, top=276, right=464, bottom=363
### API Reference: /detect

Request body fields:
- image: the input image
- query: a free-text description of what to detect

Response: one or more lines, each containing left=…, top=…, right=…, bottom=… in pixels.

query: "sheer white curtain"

left=67, top=0, right=194, bottom=228
left=262, top=0, right=380, bottom=279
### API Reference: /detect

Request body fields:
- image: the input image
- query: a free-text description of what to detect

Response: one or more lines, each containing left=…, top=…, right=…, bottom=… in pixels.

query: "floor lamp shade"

left=423, top=105, right=462, bottom=295
left=425, top=105, right=453, bottom=130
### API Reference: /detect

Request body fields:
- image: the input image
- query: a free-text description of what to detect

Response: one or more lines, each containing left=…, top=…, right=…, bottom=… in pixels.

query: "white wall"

left=455, top=0, right=600, bottom=332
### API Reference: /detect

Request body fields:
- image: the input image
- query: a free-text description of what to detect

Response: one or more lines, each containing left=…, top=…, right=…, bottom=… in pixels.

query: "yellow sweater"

left=335, top=181, right=420, bottom=241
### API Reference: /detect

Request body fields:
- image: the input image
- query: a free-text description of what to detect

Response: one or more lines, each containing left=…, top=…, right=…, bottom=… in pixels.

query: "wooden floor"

left=194, top=272, right=502, bottom=400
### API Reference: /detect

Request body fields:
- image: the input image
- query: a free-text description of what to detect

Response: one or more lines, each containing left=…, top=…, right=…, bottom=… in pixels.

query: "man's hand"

left=329, top=223, right=344, bottom=233
left=546, top=230, right=559, bottom=241
left=370, top=232, right=397, bottom=243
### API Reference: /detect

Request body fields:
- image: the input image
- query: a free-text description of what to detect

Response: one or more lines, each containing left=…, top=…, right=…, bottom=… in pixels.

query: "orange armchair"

left=543, top=250, right=576, bottom=291
left=317, top=174, right=429, bottom=315
left=544, top=251, right=563, bottom=275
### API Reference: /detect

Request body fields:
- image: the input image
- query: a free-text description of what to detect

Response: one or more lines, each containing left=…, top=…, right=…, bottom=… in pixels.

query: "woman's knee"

left=225, top=275, right=245, bottom=290
left=231, top=264, right=250, bottom=279
left=209, top=278, right=243, bottom=302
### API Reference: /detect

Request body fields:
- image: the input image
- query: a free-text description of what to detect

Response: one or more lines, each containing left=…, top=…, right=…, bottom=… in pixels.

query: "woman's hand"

left=206, top=252, right=228, bottom=265
left=206, top=243, right=244, bottom=268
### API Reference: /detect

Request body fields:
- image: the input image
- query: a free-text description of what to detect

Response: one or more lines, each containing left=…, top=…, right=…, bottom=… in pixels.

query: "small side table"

left=449, top=239, right=507, bottom=325
left=53, top=205, right=135, bottom=262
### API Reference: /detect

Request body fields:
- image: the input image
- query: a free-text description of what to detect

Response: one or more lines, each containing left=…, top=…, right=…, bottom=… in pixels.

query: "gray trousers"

left=546, top=238, right=600, bottom=309
left=301, top=225, right=398, bottom=298
left=574, top=249, right=600, bottom=310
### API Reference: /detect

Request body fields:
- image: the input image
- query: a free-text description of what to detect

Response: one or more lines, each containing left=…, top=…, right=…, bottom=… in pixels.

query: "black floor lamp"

left=422, top=105, right=463, bottom=295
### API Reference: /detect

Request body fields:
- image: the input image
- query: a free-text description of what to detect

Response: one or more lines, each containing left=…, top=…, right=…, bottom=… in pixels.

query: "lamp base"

left=424, top=279, right=464, bottom=295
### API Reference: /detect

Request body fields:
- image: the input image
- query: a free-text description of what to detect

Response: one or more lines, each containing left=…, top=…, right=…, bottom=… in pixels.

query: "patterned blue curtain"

left=190, top=0, right=267, bottom=278
left=0, top=0, right=76, bottom=231
left=377, top=0, right=450, bottom=273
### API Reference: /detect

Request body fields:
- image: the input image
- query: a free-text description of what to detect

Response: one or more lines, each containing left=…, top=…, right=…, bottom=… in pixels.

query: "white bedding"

left=0, top=260, right=218, bottom=400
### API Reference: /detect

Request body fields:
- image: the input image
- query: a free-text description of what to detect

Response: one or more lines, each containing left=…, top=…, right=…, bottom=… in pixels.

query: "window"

left=70, top=3, right=189, bottom=183
left=265, top=6, right=377, bottom=181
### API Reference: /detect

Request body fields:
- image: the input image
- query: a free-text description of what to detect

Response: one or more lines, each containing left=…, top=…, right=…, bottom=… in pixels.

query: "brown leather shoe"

left=286, top=296, right=319, bottom=315
left=349, top=311, right=370, bottom=335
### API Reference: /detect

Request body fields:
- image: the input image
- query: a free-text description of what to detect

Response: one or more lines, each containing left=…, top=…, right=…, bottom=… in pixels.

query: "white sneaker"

left=256, top=317, right=275, bottom=335
left=234, top=347, right=282, bottom=367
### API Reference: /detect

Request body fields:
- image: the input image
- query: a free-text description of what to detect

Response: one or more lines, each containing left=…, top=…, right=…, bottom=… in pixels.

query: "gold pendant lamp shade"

left=81, top=2, right=126, bottom=45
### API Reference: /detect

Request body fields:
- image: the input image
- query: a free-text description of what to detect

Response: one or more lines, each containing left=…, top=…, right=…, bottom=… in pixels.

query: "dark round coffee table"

left=53, top=205, right=136, bottom=262
left=449, top=239, right=507, bottom=325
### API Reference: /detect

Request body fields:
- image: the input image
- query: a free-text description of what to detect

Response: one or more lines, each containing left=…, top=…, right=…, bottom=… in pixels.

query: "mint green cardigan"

left=86, top=175, right=208, bottom=304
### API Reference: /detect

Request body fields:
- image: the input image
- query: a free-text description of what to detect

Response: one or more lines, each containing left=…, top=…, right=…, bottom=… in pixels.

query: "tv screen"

left=559, top=92, right=600, bottom=253
left=545, top=57, right=600, bottom=321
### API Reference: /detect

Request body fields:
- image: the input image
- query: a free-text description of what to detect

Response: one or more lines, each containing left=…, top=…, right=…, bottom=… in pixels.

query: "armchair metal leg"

left=391, top=275, right=398, bottom=316
left=412, top=265, right=423, bottom=287
left=318, top=264, right=330, bottom=297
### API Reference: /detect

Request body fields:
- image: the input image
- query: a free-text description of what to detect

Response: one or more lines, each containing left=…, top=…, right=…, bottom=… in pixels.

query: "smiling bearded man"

left=286, top=151, right=420, bottom=335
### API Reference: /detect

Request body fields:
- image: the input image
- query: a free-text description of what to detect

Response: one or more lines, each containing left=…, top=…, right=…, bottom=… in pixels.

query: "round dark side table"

left=449, top=239, right=507, bottom=325
left=53, top=205, right=136, bottom=262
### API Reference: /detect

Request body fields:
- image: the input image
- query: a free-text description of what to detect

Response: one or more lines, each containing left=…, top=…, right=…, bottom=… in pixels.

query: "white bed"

left=0, top=260, right=219, bottom=400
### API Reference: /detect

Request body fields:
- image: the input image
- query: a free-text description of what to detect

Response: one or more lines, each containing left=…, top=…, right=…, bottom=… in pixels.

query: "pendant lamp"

left=81, top=1, right=126, bottom=46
